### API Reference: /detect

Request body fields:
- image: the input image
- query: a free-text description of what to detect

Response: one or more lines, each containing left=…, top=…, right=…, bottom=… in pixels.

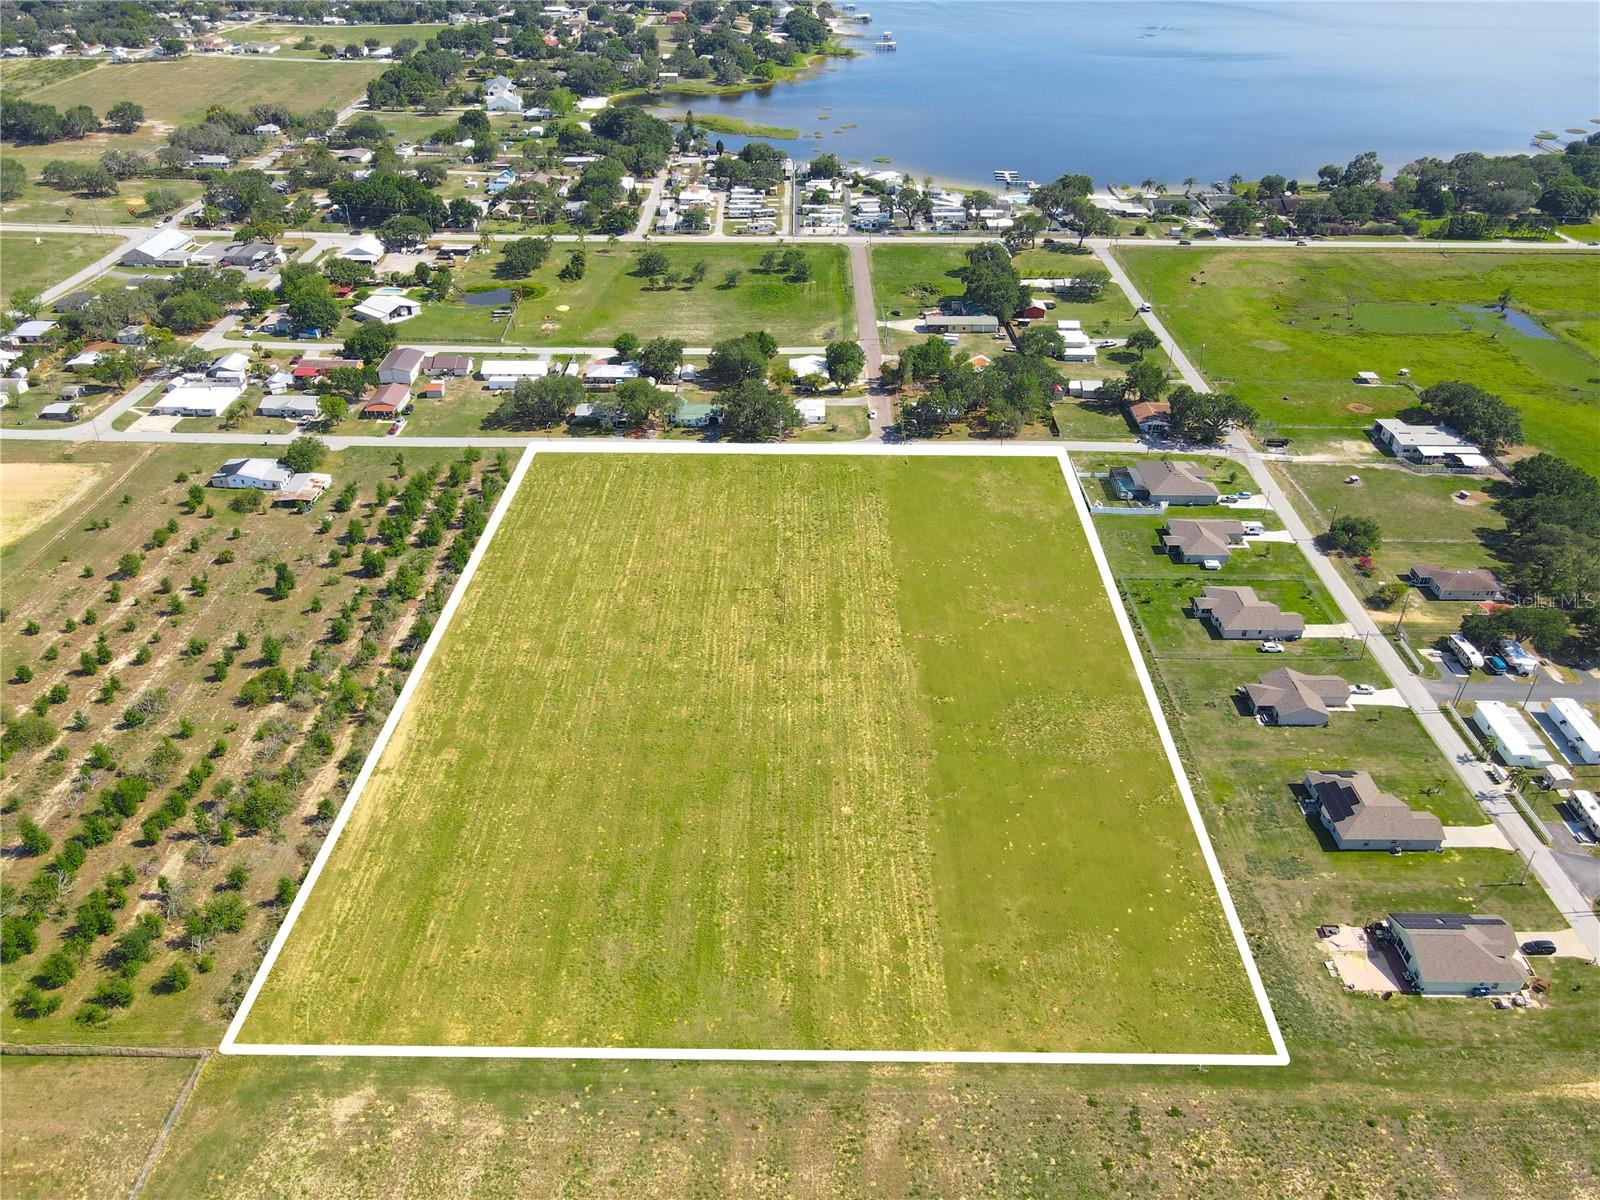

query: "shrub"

left=17, top=815, right=51, bottom=856
left=87, top=976, right=135, bottom=1009
left=155, top=961, right=191, bottom=994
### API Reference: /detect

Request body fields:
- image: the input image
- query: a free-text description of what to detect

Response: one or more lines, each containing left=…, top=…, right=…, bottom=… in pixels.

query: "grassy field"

left=239, top=23, right=449, bottom=49
left=1273, top=463, right=1508, bottom=641
left=398, top=243, right=854, bottom=345
left=1113, top=247, right=1600, bottom=473
left=0, top=1054, right=197, bottom=1200
left=0, top=231, right=121, bottom=303
left=240, top=453, right=1269, bottom=1053
left=23, top=58, right=384, bottom=132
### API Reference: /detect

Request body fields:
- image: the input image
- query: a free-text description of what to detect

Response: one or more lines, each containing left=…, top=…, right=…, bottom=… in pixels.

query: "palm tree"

left=1141, top=177, right=1157, bottom=194
left=1182, top=176, right=1198, bottom=194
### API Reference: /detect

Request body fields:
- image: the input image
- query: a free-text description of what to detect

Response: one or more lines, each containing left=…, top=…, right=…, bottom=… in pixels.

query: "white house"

left=1548, top=697, right=1600, bottom=765
left=352, top=294, right=420, bottom=324
left=788, top=353, right=828, bottom=381
left=338, top=234, right=386, bottom=265
left=208, top=351, right=250, bottom=384
left=123, top=228, right=196, bottom=268
left=1472, top=701, right=1552, bottom=768
left=377, top=346, right=425, bottom=385
left=795, top=397, right=827, bottom=424
left=583, top=361, right=640, bottom=389
left=66, top=349, right=104, bottom=371
left=484, top=74, right=522, bottom=112
left=209, top=456, right=291, bottom=490
left=257, top=394, right=320, bottom=420
left=253, top=122, right=281, bottom=136
left=479, top=359, right=549, bottom=387
left=152, top=384, right=243, bottom=418
left=4, top=319, right=57, bottom=345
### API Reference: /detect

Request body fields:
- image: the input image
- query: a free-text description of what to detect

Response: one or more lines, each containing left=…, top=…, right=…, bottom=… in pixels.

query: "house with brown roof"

left=377, top=346, right=425, bottom=386
left=423, top=352, right=473, bottom=377
left=1385, top=913, right=1527, bottom=996
left=1161, top=518, right=1246, bottom=564
left=1304, top=770, right=1443, bottom=851
left=360, top=382, right=412, bottom=419
left=1242, top=668, right=1349, bottom=727
left=1127, top=398, right=1171, bottom=435
left=1191, top=586, right=1306, bottom=640
left=1112, top=459, right=1218, bottom=505
left=1407, top=563, right=1503, bottom=602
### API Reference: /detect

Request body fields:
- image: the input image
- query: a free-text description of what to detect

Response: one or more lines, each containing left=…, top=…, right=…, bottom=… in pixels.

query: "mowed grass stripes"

left=241, top=455, right=1270, bottom=1053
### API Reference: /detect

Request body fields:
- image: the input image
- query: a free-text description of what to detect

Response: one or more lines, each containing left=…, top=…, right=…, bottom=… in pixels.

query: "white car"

left=1200, top=558, right=1224, bottom=571
left=1350, top=683, right=1377, bottom=696
left=1258, top=641, right=1286, bottom=654
left=867, top=408, right=878, bottom=421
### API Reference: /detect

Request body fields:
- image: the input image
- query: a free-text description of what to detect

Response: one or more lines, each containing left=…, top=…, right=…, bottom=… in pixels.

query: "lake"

left=655, top=1, right=1600, bottom=187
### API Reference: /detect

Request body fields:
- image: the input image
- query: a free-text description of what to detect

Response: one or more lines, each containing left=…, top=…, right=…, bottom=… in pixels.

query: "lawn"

left=0, top=231, right=121, bottom=303
left=0, top=172, right=206, bottom=227
left=793, top=402, right=869, bottom=441
left=1113, top=247, right=1600, bottom=474
left=401, top=243, right=854, bottom=346
left=240, top=23, right=449, bottom=49
left=238, top=453, right=1270, bottom=1054
left=23, top=57, right=384, bottom=132
left=0, top=1054, right=197, bottom=1200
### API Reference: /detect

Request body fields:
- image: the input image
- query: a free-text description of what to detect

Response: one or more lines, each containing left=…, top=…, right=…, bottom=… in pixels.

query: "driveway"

left=1442, top=824, right=1513, bottom=850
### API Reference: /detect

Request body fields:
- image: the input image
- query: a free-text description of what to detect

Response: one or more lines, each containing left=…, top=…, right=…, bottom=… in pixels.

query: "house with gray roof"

left=1161, top=518, right=1246, bottom=564
left=1304, top=770, right=1443, bottom=851
left=1385, top=913, right=1527, bottom=996
left=1113, top=459, right=1219, bottom=505
left=1242, top=668, right=1349, bottom=727
left=1407, top=563, right=1503, bottom=602
left=1192, top=586, right=1306, bottom=640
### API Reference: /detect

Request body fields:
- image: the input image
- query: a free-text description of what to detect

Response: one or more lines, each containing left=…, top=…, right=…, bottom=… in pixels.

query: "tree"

left=637, top=337, right=685, bottom=383
left=102, top=99, right=144, bottom=134
left=960, top=244, right=1027, bottom=323
left=1125, top=328, right=1161, bottom=358
left=342, top=321, right=398, bottom=365
left=1216, top=198, right=1258, bottom=236
left=16, top=816, right=51, bottom=857
left=0, top=158, right=25, bottom=202
left=1019, top=325, right=1064, bottom=359
left=1418, top=380, right=1523, bottom=454
left=720, top=379, right=799, bottom=442
left=498, top=236, right=552, bottom=278
left=270, top=562, right=297, bottom=601
left=318, top=394, right=348, bottom=425
left=1326, top=515, right=1382, bottom=556
left=485, top=375, right=584, bottom=429
left=1167, top=386, right=1257, bottom=443
left=613, top=332, right=641, bottom=361
left=824, top=340, right=865, bottom=387
left=633, top=247, right=671, bottom=288
left=614, top=377, right=674, bottom=429
left=1122, top=358, right=1170, bottom=402
left=707, top=333, right=774, bottom=383
left=282, top=436, right=327, bottom=473
left=377, top=214, right=430, bottom=251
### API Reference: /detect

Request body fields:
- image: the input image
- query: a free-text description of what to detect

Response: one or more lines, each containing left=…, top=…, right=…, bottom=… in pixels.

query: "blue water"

left=1458, top=306, right=1558, bottom=339
left=463, top=288, right=516, bottom=306
left=660, top=1, right=1599, bottom=187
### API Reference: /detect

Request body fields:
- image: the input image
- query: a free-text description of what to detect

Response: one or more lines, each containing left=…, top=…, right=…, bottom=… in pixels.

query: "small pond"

left=1457, top=305, right=1556, bottom=339
left=463, top=288, right=516, bottom=307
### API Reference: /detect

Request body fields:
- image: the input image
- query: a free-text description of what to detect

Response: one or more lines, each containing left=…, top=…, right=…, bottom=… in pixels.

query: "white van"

left=1241, top=520, right=1266, bottom=536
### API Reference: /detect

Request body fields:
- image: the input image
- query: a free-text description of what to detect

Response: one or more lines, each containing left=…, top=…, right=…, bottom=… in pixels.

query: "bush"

left=1325, top=515, right=1382, bottom=557
left=1, top=916, right=38, bottom=962
left=87, top=976, right=135, bottom=1009
left=11, top=982, right=62, bottom=1019
left=155, top=961, right=191, bottom=994
left=229, top=490, right=263, bottom=515
left=17, top=815, right=51, bottom=856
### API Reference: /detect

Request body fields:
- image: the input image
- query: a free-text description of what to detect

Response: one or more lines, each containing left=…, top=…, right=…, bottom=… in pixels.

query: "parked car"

left=1230, top=491, right=1253, bottom=500
left=867, top=408, right=878, bottom=421
left=1137, top=302, right=1152, bottom=313
left=1200, top=558, right=1223, bottom=571
left=1350, top=683, right=1377, bottom=696
left=1521, top=939, right=1558, bottom=956
left=1177, top=238, right=1192, bottom=245
left=1295, top=239, right=1308, bottom=247
left=1485, top=655, right=1509, bottom=676
left=387, top=418, right=407, bottom=436
left=1258, top=641, right=1286, bottom=654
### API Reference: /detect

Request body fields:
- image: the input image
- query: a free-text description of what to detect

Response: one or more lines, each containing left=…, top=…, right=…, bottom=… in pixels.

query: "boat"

left=874, top=31, right=896, bottom=50
left=994, top=168, right=1019, bottom=183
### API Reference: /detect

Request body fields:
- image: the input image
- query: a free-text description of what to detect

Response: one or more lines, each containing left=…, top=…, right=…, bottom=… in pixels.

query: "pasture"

left=0, top=231, right=121, bottom=303
left=239, top=23, right=449, bottom=49
left=238, top=452, right=1270, bottom=1054
left=1114, top=248, right=1600, bottom=474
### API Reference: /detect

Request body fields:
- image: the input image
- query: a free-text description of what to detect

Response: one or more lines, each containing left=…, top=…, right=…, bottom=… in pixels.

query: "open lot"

left=0, top=231, right=122, bottom=304
left=1113, top=248, right=1600, bottom=473
left=0, top=172, right=205, bottom=227
left=239, top=452, right=1269, bottom=1054
left=393, top=243, right=854, bottom=346
left=238, top=23, right=449, bottom=49
left=0, top=1053, right=197, bottom=1200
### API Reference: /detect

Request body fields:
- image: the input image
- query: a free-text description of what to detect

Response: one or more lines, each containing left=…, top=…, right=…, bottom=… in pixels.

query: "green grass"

left=793, top=403, right=868, bottom=441
left=1558, top=222, right=1600, bottom=242
left=402, top=243, right=853, bottom=345
left=0, top=173, right=206, bottom=226
left=240, top=453, right=1269, bottom=1054
left=0, top=231, right=121, bottom=303
left=1114, top=247, right=1600, bottom=474
left=0, top=57, right=101, bottom=94
left=676, top=112, right=800, bottom=139
left=239, top=23, right=449, bottom=49
left=23, top=57, right=384, bottom=131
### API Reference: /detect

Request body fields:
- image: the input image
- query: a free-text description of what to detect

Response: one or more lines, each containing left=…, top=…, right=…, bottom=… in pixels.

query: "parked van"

left=1241, top=521, right=1266, bottom=536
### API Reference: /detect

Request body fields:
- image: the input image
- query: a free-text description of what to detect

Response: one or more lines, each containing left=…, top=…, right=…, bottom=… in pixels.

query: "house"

left=291, top=355, right=360, bottom=380
left=332, top=147, right=374, bottom=165
left=1161, top=519, right=1246, bottom=564
left=352, top=294, right=420, bottom=324
left=1407, top=563, right=1502, bottom=602
left=1470, top=701, right=1552, bottom=768
left=1243, top=668, right=1349, bottom=727
left=1548, top=697, right=1600, bottom=766
left=208, top=351, right=250, bottom=384
left=1191, top=586, right=1305, bottom=640
left=419, top=380, right=445, bottom=400
left=1020, top=298, right=1052, bottom=319
left=484, top=74, right=522, bottom=112
left=152, top=384, right=243, bottom=418
left=5, top=319, right=58, bottom=345
left=257, top=395, right=321, bottom=420
left=1127, top=399, right=1171, bottom=435
left=423, top=352, right=472, bottom=377
left=1384, top=913, right=1527, bottom=996
left=0, top=376, right=29, bottom=398
left=480, top=359, right=549, bottom=386
left=1572, top=790, right=1600, bottom=840
left=209, top=457, right=291, bottom=489
left=1371, top=419, right=1488, bottom=469
left=1113, top=460, right=1218, bottom=505
left=583, top=362, right=640, bottom=390
left=273, top=472, right=333, bottom=504
left=795, top=397, right=827, bottom=424
left=264, top=370, right=294, bottom=394
left=55, top=290, right=96, bottom=313
left=377, top=346, right=425, bottom=385
left=188, top=154, right=232, bottom=170
left=1058, top=330, right=1097, bottom=362
left=788, top=353, right=828, bottom=381
left=123, top=228, right=196, bottom=268
left=253, top=122, right=281, bottom=136
left=115, top=325, right=146, bottom=345
left=1304, top=770, right=1444, bottom=851
left=38, top=401, right=82, bottom=421
left=673, top=401, right=717, bottom=427
left=65, top=349, right=104, bottom=371
left=922, top=314, right=999, bottom=334
left=338, top=235, right=386, bottom=264
left=219, top=242, right=284, bottom=269
left=361, top=382, right=412, bottom=419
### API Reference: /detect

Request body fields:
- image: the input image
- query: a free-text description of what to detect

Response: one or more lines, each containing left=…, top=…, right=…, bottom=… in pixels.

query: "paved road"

left=846, top=240, right=892, bottom=440
left=1422, top=675, right=1600, bottom=705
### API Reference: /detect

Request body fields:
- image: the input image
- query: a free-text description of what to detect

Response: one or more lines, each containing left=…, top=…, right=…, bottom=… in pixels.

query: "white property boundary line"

left=221, top=443, right=1288, bottom=1067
